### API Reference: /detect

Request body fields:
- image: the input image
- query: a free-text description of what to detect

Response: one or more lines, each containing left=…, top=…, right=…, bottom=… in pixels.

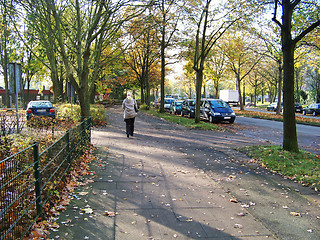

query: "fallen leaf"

left=290, top=212, right=301, bottom=217
left=78, top=192, right=89, bottom=196
left=81, top=208, right=93, bottom=214
left=104, top=211, right=116, bottom=217
left=234, top=224, right=243, bottom=229
left=230, top=199, right=238, bottom=203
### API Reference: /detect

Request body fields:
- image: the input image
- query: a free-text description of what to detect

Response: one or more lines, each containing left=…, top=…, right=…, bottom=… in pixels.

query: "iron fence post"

left=33, top=142, right=42, bottom=219
left=66, top=131, right=71, bottom=164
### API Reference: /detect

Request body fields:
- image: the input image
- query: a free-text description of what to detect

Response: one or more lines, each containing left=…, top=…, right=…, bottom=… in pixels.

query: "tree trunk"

left=276, top=59, right=282, bottom=115
left=195, top=69, right=203, bottom=123
left=78, top=88, right=90, bottom=120
left=282, top=1, right=299, bottom=152
left=160, top=20, right=166, bottom=113
left=3, top=8, right=10, bottom=108
left=237, top=78, right=243, bottom=110
left=140, top=82, right=145, bottom=104
left=254, top=77, right=257, bottom=106
left=215, top=84, right=219, bottom=99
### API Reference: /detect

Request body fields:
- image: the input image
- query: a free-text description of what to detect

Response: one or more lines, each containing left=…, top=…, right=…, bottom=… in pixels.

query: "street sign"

left=8, top=63, right=22, bottom=94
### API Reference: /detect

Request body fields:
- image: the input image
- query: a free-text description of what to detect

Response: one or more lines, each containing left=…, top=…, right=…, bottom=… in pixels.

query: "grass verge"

left=234, top=110, right=320, bottom=127
left=239, top=145, right=320, bottom=191
left=142, top=109, right=225, bottom=131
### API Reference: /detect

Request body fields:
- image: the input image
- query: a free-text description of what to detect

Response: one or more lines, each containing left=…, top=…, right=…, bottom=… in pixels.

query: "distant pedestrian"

left=122, top=92, right=138, bottom=138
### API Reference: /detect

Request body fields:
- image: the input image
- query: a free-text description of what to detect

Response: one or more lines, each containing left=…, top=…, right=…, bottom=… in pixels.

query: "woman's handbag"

left=134, top=104, right=139, bottom=113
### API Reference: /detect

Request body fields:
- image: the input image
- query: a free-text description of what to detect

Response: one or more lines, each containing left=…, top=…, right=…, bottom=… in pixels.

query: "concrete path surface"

left=48, top=106, right=320, bottom=240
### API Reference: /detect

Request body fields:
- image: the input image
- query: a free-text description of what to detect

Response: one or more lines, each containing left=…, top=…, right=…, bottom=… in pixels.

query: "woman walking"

left=122, top=92, right=138, bottom=138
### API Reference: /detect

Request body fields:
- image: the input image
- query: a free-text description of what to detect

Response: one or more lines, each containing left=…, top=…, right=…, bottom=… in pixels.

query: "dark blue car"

left=200, top=99, right=236, bottom=123
left=26, top=100, right=55, bottom=120
left=180, top=99, right=196, bottom=118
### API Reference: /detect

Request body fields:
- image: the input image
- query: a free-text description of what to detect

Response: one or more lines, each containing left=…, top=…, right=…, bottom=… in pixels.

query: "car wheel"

left=209, top=115, right=214, bottom=123
left=229, top=119, right=235, bottom=123
left=303, top=110, right=306, bottom=115
left=181, top=111, right=184, bottom=117
left=188, top=112, right=192, bottom=118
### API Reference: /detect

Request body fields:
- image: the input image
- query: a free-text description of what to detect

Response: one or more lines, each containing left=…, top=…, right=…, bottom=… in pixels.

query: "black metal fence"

left=0, top=110, right=25, bottom=136
left=0, top=117, right=91, bottom=240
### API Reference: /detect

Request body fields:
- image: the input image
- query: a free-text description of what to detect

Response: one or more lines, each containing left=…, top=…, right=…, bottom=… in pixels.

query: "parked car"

left=180, top=99, right=196, bottom=118
left=164, top=98, right=175, bottom=111
left=169, top=100, right=183, bottom=115
left=302, top=103, right=320, bottom=116
left=200, top=99, right=236, bottom=123
left=154, top=98, right=175, bottom=111
left=267, top=102, right=283, bottom=111
left=294, top=103, right=303, bottom=113
left=26, top=100, right=55, bottom=120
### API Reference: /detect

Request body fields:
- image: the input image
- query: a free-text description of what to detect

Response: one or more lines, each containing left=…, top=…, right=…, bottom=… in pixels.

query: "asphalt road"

left=234, top=116, right=320, bottom=155
left=98, top=106, right=320, bottom=239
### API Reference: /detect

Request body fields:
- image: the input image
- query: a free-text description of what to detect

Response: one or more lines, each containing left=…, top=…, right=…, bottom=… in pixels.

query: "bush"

left=91, top=104, right=107, bottom=126
left=56, top=103, right=81, bottom=121
left=139, top=103, right=150, bottom=110
left=55, top=103, right=107, bottom=126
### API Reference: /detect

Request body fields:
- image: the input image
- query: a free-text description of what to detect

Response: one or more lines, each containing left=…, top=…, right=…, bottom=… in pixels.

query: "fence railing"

left=0, top=117, right=92, bottom=240
left=0, top=110, right=25, bottom=136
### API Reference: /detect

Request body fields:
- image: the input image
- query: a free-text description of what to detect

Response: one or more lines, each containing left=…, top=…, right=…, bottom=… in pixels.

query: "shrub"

left=91, top=104, right=107, bottom=126
left=55, top=103, right=81, bottom=122
left=139, top=103, right=150, bottom=110
left=55, top=103, right=107, bottom=126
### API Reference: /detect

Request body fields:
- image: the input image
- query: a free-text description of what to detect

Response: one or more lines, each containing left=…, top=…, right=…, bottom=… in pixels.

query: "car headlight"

left=191, top=109, right=194, bottom=112
left=231, top=112, right=236, bottom=116
left=213, top=112, right=221, bottom=116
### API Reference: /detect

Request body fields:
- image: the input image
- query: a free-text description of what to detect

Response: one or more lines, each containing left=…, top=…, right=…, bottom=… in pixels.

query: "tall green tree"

left=20, top=0, right=150, bottom=118
left=272, top=0, right=320, bottom=152
left=124, top=12, right=160, bottom=105
left=154, top=0, right=180, bottom=112
left=0, top=0, right=19, bottom=107
left=184, top=0, right=261, bottom=122
left=204, top=45, right=228, bottom=99
left=224, top=32, right=263, bottom=110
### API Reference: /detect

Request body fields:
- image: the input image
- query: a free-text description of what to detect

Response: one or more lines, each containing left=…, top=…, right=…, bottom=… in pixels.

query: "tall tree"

left=272, top=0, right=320, bottom=152
left=0, top=0, right=18, bottom=108
left=154, top=0, right=180, bottom=112
left=225, top=32, right=263, bottom=110
left=184, top=0, right=260, bottom=122
left=20, top=0, right=150, bottom=118
left=204, top=45, right=228, bottom=98
left=124, top=12, right=160, bottom=104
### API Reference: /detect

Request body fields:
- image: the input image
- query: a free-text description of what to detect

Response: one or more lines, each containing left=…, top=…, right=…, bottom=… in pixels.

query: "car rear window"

left=29, top=102, right=53, bottom=108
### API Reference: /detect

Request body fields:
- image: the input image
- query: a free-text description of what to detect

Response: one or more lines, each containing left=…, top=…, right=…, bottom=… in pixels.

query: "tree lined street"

left=1, top=1, right=320, bottom=238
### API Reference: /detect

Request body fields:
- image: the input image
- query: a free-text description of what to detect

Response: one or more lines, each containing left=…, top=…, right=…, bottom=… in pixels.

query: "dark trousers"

left=125, top=117, right=135, bottom=136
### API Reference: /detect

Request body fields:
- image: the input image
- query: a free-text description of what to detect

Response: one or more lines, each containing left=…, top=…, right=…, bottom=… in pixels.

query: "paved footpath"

left=48, top=106, right=320, bottom=240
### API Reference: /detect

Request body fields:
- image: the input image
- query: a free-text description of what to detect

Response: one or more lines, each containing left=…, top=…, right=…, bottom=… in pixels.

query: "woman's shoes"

left=127, top=134, right=129, bottom=138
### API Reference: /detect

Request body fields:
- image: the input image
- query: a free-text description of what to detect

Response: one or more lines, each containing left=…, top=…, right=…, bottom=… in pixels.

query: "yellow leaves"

left=104, top=211, right=117, bottom=217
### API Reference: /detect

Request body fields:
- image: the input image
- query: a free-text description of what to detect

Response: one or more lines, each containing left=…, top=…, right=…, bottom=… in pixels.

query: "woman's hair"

left=127, top=92, right=132, bottom=100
